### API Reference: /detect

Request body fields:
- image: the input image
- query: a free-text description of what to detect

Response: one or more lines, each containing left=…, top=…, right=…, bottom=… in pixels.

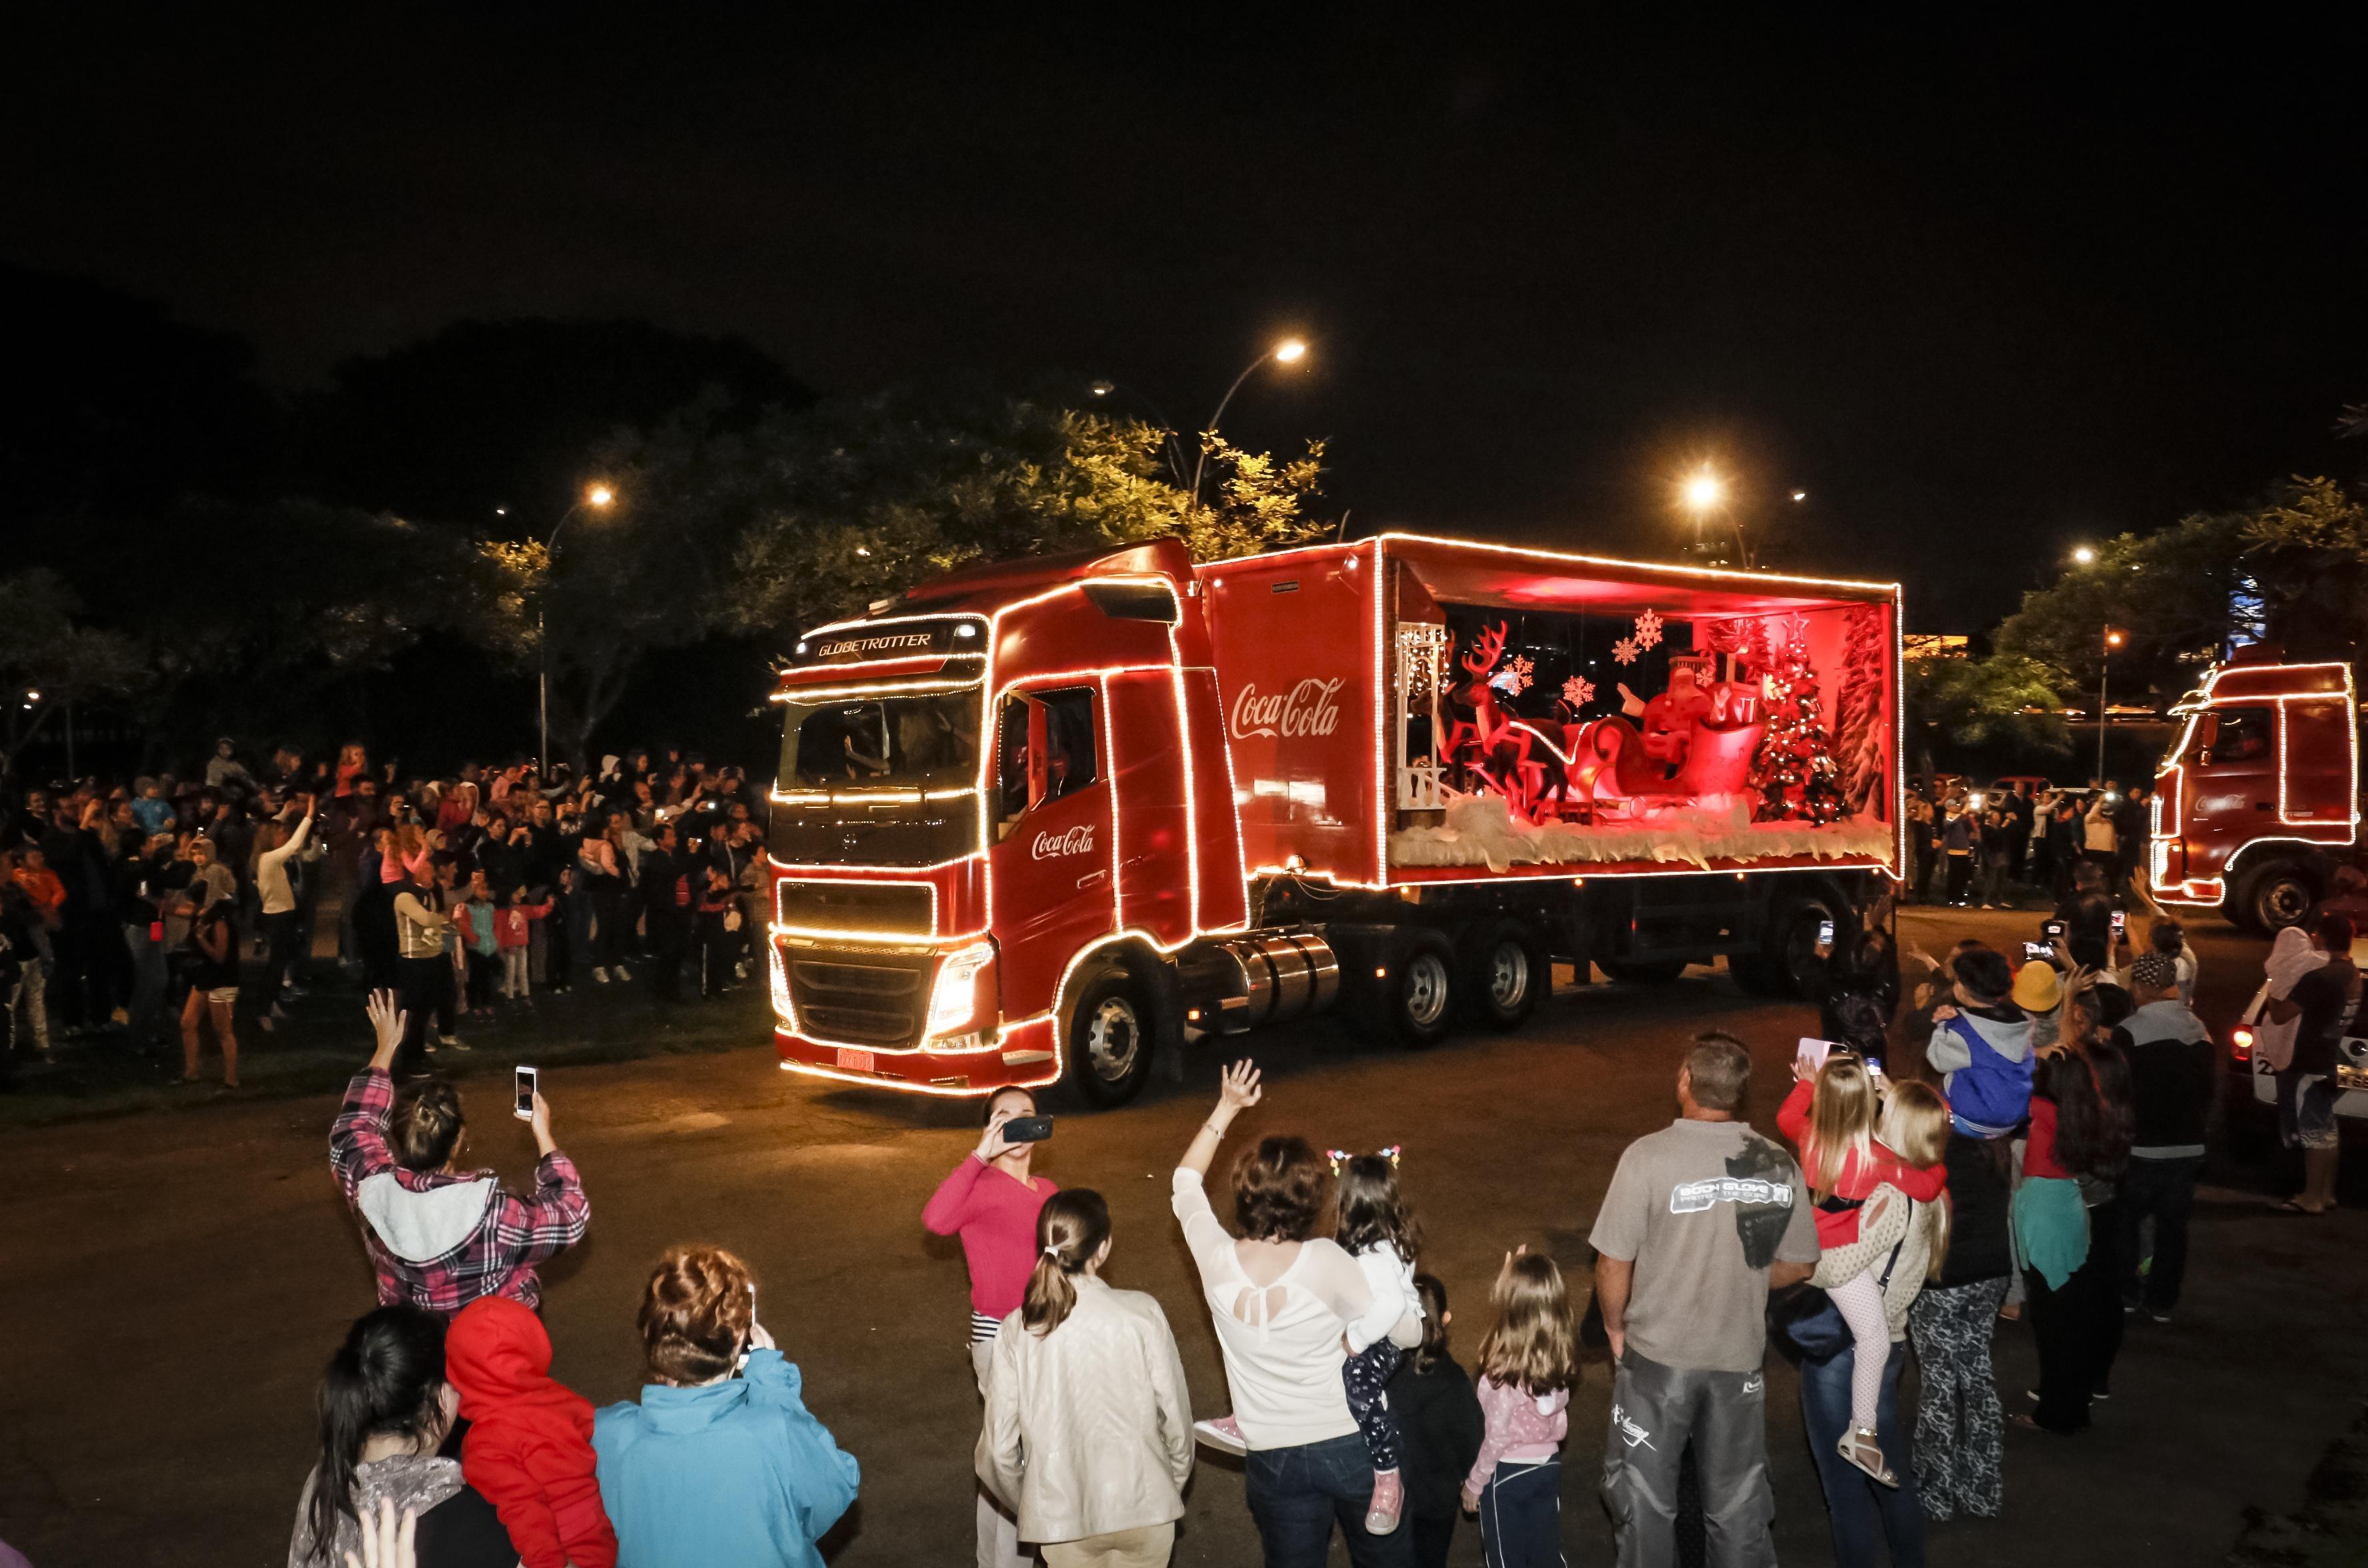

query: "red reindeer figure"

left=1441, top=622, right=1542, bottom=814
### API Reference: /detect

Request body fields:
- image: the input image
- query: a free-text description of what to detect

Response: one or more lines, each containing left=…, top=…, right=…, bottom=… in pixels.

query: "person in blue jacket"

left=595, top=1246, right=859, bottom=1568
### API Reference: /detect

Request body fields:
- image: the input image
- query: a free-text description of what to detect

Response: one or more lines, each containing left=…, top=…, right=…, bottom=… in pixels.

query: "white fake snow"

left=1388, top=794, right=1893, bottom=873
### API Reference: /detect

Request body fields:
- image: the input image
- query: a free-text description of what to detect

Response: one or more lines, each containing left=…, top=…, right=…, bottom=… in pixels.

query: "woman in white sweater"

left=979, top=1189, right=1193, bottom=1567
left=1173, top=1061, right=1419, bottom=1568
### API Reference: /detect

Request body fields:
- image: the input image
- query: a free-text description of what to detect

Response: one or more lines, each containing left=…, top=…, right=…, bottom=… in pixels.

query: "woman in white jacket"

left=979, top=1189, right=1193, bottom=1567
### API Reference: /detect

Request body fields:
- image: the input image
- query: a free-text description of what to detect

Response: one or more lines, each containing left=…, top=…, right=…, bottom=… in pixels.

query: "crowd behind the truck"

left=0, top=739, right=773, bottom=1087
left=3, top=745, right=2352, bottom=1568
left=1903, top=775, right=2154, bottom=910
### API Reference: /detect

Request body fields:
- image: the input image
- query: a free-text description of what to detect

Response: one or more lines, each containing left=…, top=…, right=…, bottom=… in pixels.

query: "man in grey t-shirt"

left=1591, top=1032, right=1819, bottom=1568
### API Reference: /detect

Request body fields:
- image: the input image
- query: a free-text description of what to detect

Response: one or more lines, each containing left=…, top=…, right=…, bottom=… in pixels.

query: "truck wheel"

left=1373, top=929, right=1457, bottom=1049
left=2239, top=861, right=2317, bottom=935
left=1602, top=959, right=1687, bottom=985
left=1066, top=966, right=1153, bottom=1107
left=1462, top=919, right=1546, bottom=1031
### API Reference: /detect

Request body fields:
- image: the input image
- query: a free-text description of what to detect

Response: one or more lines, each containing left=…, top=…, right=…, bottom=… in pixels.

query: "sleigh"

left=1567, top=712, right=1765, bottom=815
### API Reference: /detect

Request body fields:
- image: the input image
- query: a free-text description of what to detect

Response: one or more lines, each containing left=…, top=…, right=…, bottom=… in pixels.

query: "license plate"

left=835, top=1047, right=875, bottom=1073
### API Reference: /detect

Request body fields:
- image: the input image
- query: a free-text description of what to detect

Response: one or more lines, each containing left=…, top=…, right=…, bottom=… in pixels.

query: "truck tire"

left=1373, top=929, right=1457, bottom=1049
left=2235, top=860, right=2318, bottom=935
left=1066, top=965, right=1154, bottom=1107
left=1461, top=918, right=1547, bottom=1031
left=1601, top=959, right=1687, bottom=985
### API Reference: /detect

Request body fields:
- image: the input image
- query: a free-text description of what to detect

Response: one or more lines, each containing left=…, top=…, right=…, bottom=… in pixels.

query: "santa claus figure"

left=1618, top=655, right=1713, bottom=777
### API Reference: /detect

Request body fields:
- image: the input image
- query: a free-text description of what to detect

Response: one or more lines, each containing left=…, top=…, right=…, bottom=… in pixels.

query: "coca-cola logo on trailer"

left=1230, top=677, right=1345, bottom=740
left=1031, top=825, right=1096, bottom=859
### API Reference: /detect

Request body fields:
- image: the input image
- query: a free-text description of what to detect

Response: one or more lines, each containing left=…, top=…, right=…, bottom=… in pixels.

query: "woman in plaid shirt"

left=331, top=991, right=591, bottom=1314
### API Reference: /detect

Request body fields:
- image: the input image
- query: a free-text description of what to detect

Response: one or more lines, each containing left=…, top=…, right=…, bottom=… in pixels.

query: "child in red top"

left=446, top=1295, right=618, bottom=1568
left=495, top=887, right=551, bottom=1003
left=1779, top=1053, right=1948, bottom=1487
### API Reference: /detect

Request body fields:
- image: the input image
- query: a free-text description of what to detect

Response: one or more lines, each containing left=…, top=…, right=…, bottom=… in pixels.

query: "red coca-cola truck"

left=2150, top=653, right=2362, bottom=931
left=766, top=533, right=1904, bottom=1103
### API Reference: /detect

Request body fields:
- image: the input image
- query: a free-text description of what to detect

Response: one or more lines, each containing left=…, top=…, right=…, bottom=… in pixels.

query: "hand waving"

left=1217, top=1059, right=1263, bottom=1113
left=365, top=989, right=407, bottom=1064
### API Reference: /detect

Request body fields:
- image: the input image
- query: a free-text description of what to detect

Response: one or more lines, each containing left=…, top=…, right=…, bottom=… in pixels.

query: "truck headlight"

left=927, top=941, right=997, bottom=1039
left=767, top=941, right=793, bottom=1023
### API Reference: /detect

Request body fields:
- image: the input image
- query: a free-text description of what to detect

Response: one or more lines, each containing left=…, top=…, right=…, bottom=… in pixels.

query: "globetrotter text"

left=1031, top=825, right=1097, bottom=859
left=1230, top=677, right=1345, bottom=740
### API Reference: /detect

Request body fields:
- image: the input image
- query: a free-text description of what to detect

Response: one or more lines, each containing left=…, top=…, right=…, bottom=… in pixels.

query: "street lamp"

left=1190, top=337, right=1310, bottom=505
left=2097, top=627, right=2125, bottom=778
left=539, top=482, right=617, bottom=773
left=2073, top=545, right=2097, bottom=566
left=1680, top=467, right=1756, bottom=569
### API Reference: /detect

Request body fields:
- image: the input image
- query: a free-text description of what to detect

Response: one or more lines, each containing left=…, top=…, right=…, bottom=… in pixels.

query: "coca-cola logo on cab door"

left=1030, top=825, right=1096, bottom=859
left=1229, top=677, right=1345, bottom=740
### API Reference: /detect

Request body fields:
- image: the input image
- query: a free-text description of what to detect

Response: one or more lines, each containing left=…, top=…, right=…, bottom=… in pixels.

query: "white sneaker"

left=439, top=1033, right=468, bottom=1052
left=612, top=963, right=633, bottom=981
left=593, top=967, right=610, bottom=984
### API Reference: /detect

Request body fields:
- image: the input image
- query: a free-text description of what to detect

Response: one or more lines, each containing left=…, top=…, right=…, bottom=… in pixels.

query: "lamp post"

left=2097, top=626, right=2125, bottom=779
left=1090, top=380, right=1191, bottom=487
left=539, top=483, right=615, bottom=773
left=1681, top=467, right=1757, bottom=569
left=1189, top=338, right=1307, bottom=507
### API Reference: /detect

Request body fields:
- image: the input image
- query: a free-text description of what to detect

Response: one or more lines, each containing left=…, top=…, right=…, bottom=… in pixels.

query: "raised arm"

left=1180, top=1059, right=1262, bottom=1179
left=329, top=992, right=407, bottom=1204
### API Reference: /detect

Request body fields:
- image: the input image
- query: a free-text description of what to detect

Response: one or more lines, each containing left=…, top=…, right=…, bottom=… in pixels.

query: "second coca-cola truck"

left=766, top=533, right=1904, bottom=1104
left=2150, top=653, right=2362, bottom=932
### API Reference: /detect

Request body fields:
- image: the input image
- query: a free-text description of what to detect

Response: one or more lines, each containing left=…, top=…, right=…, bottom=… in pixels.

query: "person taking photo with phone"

left=331, top=991, right=591, bottom=1315
left=923, top=1085, right=1059, bottom=1568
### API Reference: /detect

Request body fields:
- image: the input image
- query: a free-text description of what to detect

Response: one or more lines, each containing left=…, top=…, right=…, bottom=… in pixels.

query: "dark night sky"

left=8, top=13, right=2366, bottom=626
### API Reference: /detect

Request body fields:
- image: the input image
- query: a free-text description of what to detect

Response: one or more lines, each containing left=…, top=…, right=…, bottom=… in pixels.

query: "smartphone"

left=1795, top=1037, right=1836, bottom=1074
left=2042, top=920, right=2067, bottom=941
left=1863, top=1055, right=1887, bottom=1082
left=2111, top=909, right=2127, bottom=937
left=514, top=1065, right=537, bottom=1121
left=1000, top=1114, right=1053, bottom=1145
left=1817, top=919, right=1836, bottom=947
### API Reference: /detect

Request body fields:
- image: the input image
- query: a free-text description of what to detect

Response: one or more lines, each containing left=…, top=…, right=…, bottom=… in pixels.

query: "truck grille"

left=787, top=953, right=931, bottom=1047
left=775, top=880, right=934, bottom=935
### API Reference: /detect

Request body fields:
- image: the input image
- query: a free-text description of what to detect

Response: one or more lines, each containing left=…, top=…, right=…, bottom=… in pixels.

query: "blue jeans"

left=1244, top=1431, right=1415, bottom=1568
left=1798, top=1339, right=1925, bottom=1568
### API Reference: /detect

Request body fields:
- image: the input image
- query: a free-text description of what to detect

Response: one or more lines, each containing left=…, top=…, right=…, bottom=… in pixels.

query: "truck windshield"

left=779, top=689, right=982, bottom=791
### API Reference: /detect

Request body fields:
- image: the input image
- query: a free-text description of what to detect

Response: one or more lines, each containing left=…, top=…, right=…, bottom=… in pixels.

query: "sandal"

left=1837, top=1426, right=1899, bottom=1488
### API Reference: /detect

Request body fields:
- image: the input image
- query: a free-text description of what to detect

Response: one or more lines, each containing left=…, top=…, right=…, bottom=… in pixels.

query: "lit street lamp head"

left=1681, top=471, right=1725, bottom=513
left=586, top=483, right=615, bottom=508
left=1273, top=337, right=1307, bottom=364
left=2073, top=545, right=2097, bottom=565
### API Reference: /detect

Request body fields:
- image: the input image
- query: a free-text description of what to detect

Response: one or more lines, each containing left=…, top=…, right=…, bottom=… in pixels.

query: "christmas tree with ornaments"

left=1744, top=615, right=1845, bottom=823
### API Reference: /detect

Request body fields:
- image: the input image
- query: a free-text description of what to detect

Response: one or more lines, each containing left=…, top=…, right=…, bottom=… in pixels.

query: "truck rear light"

left=927, top=941, right=997, bottom=1039
left=2230, top=1027, right=2255, bottom=1061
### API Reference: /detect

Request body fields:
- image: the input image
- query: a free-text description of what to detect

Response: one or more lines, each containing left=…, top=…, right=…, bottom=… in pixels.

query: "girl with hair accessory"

left=1196, top=1146, right=1425, bottom=1537
left=979, top=1190, right=1195, bottom=1567
left=1778, top=1053, right=1947, bottom=1487
left=1459, top=1249, right=1577, bottom=1568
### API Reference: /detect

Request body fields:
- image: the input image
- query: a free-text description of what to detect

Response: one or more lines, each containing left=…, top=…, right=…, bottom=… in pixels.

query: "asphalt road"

left=2, top=905, right=2359, bottom=1567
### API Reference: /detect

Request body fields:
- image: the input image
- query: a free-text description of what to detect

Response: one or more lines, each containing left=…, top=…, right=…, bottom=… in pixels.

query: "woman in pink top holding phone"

left=923, top=1084, right=1057, bottom=1568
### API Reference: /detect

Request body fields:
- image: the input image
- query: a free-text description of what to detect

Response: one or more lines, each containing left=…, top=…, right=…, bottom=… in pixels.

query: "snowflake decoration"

left=1611, top=637, right=1641, bottom=665
left=1491, top=653, right=1535, bottom=695
left=1633, top=608, right=1663, bottom=650
left=1562, top=675, right=1595, bottom=707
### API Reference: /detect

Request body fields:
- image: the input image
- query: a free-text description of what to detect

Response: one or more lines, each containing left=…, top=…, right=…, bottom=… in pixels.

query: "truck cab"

left=2153, top=656, right=2359, bottom=931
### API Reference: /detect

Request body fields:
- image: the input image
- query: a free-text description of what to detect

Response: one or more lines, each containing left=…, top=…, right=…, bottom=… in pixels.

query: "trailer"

left=2151, top=654, right=2361, bottom=931
left=765, top=533, right=1904, bottom=1104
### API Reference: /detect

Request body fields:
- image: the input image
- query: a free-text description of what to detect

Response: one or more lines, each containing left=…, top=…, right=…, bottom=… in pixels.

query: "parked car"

left=2223, top=997, right=2368, bottom=1159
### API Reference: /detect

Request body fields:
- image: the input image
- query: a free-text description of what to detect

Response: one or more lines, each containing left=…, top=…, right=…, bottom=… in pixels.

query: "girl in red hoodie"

left=445, top=1295, right=618, bottom=1568
left=1779, top=1053, right=1947, bottom=1487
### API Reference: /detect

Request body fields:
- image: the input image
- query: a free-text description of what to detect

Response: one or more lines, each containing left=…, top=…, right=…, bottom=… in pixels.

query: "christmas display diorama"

left=1391, top=593, right=1894, bottom=872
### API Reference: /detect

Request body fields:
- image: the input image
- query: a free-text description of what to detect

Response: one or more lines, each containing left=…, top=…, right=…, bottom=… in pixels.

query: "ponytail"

left=305, top=1307, right=448, bottom=1563
left=1021, top=1189, right=1111, bottom=1337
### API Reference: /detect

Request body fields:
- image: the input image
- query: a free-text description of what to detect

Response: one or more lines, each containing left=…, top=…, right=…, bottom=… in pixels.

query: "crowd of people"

left=0, top=738, right=770, bottom=1087
left=1903, top=778, right=2152, bottom=911
left=7, top=745, right=2333, bottom=1567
